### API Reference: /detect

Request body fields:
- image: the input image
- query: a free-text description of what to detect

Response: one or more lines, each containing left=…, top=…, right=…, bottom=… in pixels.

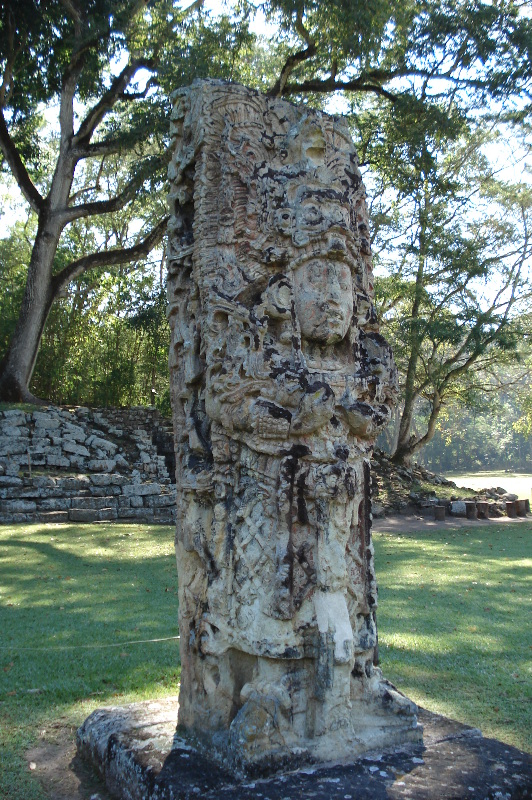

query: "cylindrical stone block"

left=516, top=499, right=527, bottom=517
left=476, top=502, right=489, bottom=519
left=434, top=505, right=446, bottom=521
left=465, top=501, right=477, bottom=520
left=506, top=501, right=517, bottom=518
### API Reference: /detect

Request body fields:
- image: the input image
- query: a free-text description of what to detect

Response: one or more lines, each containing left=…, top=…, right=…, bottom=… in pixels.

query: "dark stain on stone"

left=269, top=273, right=289, bottom=286
left=204, top=543, right=219, bottom=582
left=281, top=646, right=300, bottom=659
left=315, top=631, right=334, bottom=701
left=281, top=444, right=311, bottom=460
left=345, top=168, right=362, bottom=189
left=225, top=521, right=235, bottom=559
left=335, top=445, right=349, bottom=461
left=296, top=471, right=309, bottom=524
left=260, top=400, right=292, bottom=423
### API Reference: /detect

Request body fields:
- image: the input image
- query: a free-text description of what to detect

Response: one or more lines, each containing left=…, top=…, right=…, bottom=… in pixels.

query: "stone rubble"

left=0, top=406, right=176, bottom=525
left=371, top=449, right=526, bottom=519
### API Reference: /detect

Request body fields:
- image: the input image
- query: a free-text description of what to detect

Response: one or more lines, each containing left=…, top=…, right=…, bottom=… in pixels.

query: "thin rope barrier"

left=0, top=635, right=180, bottom=652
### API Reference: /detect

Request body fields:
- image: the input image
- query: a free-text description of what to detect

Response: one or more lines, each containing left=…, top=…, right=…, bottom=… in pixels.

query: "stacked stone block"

left=0, top=407, right=176, bottom=525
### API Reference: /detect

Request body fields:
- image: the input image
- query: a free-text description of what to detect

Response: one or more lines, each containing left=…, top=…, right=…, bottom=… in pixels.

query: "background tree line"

left=1, top=0, right=531, bottom=467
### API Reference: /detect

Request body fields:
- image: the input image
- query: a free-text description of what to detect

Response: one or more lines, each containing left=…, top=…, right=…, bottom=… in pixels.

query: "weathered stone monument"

left=165, top=79, right=420, bottom=775
left=76, top=80, right=532, bottom=799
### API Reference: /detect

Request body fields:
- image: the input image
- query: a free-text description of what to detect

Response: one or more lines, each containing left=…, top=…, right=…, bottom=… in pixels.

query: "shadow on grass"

left=0, top=524, right=180, bottom=730
left=373, top=522, right=532, bottom=751
left=1, top=521, right=530, bottom=757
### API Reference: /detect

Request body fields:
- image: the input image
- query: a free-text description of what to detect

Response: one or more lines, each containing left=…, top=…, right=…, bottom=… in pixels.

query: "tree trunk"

left=0, top=210, right=62, bottom=403
left=390, top=308, right=424, bottom=465
left=390, top=172, right=430, bottom=467
left=0, top=41, right=168, bottom=406
left=391, top=389, right=442, bottom=466
left=390, top=437, right=416, bottom=466
left=391, top=385, right=418, bottom=465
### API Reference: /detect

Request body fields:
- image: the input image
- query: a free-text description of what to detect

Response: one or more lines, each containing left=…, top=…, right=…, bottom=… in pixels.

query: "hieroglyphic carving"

left=167, top=80, right=421, bottom=775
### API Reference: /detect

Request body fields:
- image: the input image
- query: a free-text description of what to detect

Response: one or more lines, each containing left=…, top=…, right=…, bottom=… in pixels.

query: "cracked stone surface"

left=77, top=697, right=532, bottom=799
left=164, top=79, right=417, bottom=774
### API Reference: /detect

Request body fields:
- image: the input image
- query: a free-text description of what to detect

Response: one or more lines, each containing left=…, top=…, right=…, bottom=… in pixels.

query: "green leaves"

left=370, top=107, right=531, bottom=464
left=259, top=0, right=531, bottom=125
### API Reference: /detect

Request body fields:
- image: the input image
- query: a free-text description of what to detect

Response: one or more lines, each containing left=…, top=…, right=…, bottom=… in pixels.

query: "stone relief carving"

left=166, top=80, right=421, bottom=775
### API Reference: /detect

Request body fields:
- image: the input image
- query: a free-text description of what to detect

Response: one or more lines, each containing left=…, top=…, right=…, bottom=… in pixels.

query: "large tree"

left=418, top=356, right=532, bottom=473
left=364, top=113, right=532, bottom=464
left=0, top=0, right=256, bottom=401
left=1, top=0, right=531, bottom=402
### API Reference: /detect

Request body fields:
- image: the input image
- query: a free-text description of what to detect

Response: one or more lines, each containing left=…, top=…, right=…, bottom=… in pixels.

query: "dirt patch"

left=25, top=723, right=113, bottom=800
left=373, top=511, right=531, bottom=535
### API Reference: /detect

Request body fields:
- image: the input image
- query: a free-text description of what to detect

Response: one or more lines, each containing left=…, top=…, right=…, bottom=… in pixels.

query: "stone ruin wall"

left=0, top=406, right=176, bottom=524
left=166, top=80, right=421, bottom=775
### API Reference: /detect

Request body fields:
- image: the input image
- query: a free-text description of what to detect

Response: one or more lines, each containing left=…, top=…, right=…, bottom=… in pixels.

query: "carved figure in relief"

left=166, top=80, right=421, bottom=775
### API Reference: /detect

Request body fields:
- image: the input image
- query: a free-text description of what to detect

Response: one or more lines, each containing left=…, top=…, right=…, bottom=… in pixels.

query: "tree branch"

left=62, top=181, right=140, bottom=222
left=74, top=59, right=156, bottom=145
left=58, top=0, right=82, bottom=35
left=278, top=61, right=500, bottom=100
left=51, top=217, right=169, bottom=297
left=0, top=10, right=18, bottom=108
left=281, top=75, right=399, bottom=101
left=71, top=138, right=124, bottom=159
left=68, top=157, right=106, bottom=203
left=0, top=110, right=44, bottom=212
left=58, top=11, right=115, bottom=148
left=61, top=151, right=168, bottom=223
left=267, top=11, right=316, bottom=97
left=118, top=76, right=157, bottom=101
left=181, top=0, right=205, bottom=14
left=410, top=389, right=442, bottom=453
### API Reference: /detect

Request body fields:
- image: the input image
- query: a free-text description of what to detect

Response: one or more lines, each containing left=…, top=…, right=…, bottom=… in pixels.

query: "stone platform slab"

left=77, top=697, right=531, bottom=800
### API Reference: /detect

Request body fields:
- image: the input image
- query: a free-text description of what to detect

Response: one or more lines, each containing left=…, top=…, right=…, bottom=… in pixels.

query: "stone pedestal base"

left=77, top=697, right=531, bottom=800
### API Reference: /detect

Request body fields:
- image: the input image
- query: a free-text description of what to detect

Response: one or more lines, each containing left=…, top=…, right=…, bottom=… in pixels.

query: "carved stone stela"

left=166, top=80, right=421, bottom=775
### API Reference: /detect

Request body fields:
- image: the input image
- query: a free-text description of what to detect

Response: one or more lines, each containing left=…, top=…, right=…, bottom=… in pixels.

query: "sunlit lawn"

left=0, top=521, right=530, bottom=799
left=448, top=471, right=532, bottom=498
left=374, top=521, right=532, bottom=754
left=0, top=523, right=179, bottom=800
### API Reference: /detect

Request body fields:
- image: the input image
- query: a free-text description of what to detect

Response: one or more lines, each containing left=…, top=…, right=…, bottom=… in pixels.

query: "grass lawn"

left=0, top=521, right=530, bottom=799
left=0, top=523, right=179, bottom=800
left=374, top=521, right=532, bottom=754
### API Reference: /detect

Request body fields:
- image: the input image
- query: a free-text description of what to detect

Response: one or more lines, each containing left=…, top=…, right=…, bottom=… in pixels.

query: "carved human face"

left=293, top=259, right=353, bottom=344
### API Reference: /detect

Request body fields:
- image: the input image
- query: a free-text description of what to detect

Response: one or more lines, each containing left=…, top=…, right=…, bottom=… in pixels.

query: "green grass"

left=0, top=523, right=179, bottom=800
left=415, top=479, right=476, bottom=500
left=374, top=521, right=532, bottom=753
left=0, top=402, right=42, bottom=413
left=0, top=522, right=530, bottom=799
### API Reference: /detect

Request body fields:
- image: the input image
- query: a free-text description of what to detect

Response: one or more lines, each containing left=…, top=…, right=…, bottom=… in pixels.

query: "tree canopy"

left=265, top=0, right=532, bottom=118
left=362, top=110, right=532, bottom=463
